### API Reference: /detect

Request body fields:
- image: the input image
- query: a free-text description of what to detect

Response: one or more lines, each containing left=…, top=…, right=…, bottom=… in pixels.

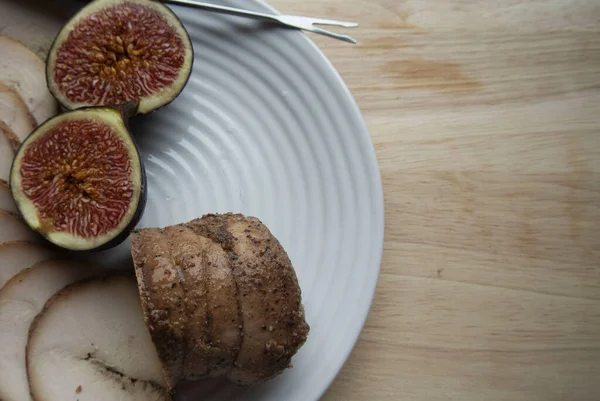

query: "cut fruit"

left=27, top=275, right=170, bottom=401
left=10, top=107, right=146, bottom=251
left=0, top=260, right=105, bottom=401
left=0, top=241, right=56, bottom=290
left=0, top=182, right=18, bottom=215
left=0, top=124, right=16, bottom=184
left=47, top=0, right=193, bottom=115
left=0, top=83, right=37, bottom=142
left=0, top=36, right=58, bottom=124
left=0, top=210, right=40, bottom=244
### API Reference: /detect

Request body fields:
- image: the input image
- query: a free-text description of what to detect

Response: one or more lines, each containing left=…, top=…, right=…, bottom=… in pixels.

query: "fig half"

left=9, top=107, right=146, bottom=251
left=47, top=0, right=193, bottom=115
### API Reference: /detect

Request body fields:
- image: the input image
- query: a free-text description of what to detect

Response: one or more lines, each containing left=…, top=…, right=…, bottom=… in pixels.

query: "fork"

left=161, top=0, right=359, bottom=44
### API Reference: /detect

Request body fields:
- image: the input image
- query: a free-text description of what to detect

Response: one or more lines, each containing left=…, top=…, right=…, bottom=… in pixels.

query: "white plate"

left=5, top=0, right=384, bottom=399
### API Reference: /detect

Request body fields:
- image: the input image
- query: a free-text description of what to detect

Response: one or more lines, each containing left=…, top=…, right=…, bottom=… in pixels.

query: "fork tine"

left=308, top=26, right=358, bottom=44
left=308, top=18, right=359, bottom=28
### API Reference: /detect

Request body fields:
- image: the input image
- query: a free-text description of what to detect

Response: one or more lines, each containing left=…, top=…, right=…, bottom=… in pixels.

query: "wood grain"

left=1, top=0, right=598, bottom=399
left=267, top=0, right=600, bottom=400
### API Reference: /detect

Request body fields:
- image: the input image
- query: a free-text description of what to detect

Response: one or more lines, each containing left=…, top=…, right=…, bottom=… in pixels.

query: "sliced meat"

left=164, top=226, right=242, bottom=379
left=202, top=237, right=242, bottom=377
left=0, top=83, right=36, bottom=142
left=0, top=124, right=15, bottom=183
left=131, top=214, right=309, bottom=388
left=187, top=214, right=310, bottom=386
left=0, top=241, right=55, bottom=290
left=0, top=260, right=105, bottom=401
left=0, top=36, right=57, bottom=124
left=131, top=228, right=185, bottom=390
left=27, top=275, right=170, bottom=401
left=0, top=182, right=18, bottom=215
left=133, top=225, right=244, bottom=386
left=0, top=210, right=40, bottom=244
left=168, top=225, right=243, bottom=378
left=0, top=120, right=20, bottom=150
left=163, top=226, right=209, bottom=381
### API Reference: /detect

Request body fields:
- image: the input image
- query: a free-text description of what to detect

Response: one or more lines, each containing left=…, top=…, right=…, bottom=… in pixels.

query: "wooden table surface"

left=1, top=0, right=598, bottom=399
left=267, top=0, right=600, bottom=400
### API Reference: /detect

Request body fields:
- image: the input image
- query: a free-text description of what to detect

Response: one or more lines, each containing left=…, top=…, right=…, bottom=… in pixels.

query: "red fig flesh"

left=10, top=107, right=146, bottom=251
left=47, top=0, right=193, bottom=115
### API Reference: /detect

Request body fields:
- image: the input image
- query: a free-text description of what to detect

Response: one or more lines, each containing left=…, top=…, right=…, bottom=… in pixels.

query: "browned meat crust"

left=131, top=213, right=309, bottom=389
left=187, top=214, right=310, bottom=386
left=131, top=229, right=186, bottom=389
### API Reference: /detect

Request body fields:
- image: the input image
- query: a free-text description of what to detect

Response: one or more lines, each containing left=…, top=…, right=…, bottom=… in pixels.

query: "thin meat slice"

left=170, top=224, right=243, bottom=378
left=202, top=237, right=242, bottom=377
left=0, top=83, right=36, bottom=142
left=0, top=241, right=55, bottom=290
left=132, top=225, right=243, bottom=386
left=0, top=210, right=40, bottom=244
left=0, top=120, right=20, bottom=150
left=165, top=226, right=241, bottom=379
left=163, top=226, right=209, bottom=381
left=0, top=182, right=18, bottom=215
left=131, top=228, right=185, bottom=390
left=225, top=216, right=309, bottom=385
left=27, top=275, right=170, bottom=401
left=0, top=36, right=57, bottom=124
left=0, top=260, right=105, bottom=401
left=0, top=125, right=15, bottom=183
left=187, top=214, right=309, bottom=386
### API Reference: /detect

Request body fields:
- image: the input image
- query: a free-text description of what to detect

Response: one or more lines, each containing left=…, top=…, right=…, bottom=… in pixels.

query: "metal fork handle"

left=309, top=26, right=356, bottom=44
left=162, top=0, right=280, bottom=22
left=161, top=0, right=358, bottom=43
